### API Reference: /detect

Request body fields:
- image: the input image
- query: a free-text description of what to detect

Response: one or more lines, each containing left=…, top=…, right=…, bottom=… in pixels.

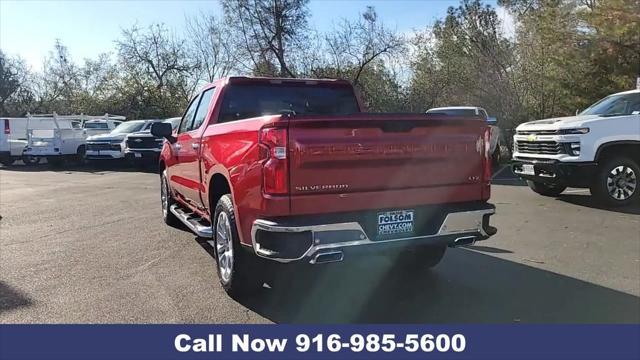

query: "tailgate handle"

left=381, top=122, right=415, bottom=132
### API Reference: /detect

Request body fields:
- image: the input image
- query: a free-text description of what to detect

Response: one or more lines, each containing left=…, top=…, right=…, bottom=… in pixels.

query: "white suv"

left=512, top=89, right=640, bottom=206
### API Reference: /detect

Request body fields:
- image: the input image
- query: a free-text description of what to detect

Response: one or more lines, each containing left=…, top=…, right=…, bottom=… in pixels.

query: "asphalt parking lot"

left=1, top=164, right=639, bottom=323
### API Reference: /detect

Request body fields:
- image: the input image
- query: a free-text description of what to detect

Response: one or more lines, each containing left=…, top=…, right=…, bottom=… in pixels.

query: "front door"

left=169, top=93, right=200, bottom=205
left=175, top=87, right=216, bottom=208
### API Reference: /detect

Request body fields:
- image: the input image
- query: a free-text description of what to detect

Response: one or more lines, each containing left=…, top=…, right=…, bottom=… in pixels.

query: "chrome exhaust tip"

left=310, top=251, right=344, bottom=264
left=451, top=236, right=477, bottom=248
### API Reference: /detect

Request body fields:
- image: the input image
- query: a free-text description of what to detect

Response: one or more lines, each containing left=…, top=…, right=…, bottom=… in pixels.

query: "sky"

left=0, top=0, right=514, bottom=71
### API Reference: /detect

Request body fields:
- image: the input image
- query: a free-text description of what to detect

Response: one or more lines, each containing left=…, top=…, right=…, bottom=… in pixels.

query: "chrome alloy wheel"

left=607, top=165, right=637, bottom=201
left=161, top=173, right=169, bottom=217
left=216, top=212, right=234, bottom=283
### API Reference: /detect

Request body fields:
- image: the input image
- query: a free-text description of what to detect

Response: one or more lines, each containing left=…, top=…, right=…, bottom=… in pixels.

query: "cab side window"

left=179, top=95, right=201, bottom=134
left=628, top=94, right=640, bottom=113
left=191, top=88, right=216, bottom=131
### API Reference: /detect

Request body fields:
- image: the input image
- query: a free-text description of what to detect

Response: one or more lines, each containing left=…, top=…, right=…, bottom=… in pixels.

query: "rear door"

left=288, top=115, right=486, bottom=213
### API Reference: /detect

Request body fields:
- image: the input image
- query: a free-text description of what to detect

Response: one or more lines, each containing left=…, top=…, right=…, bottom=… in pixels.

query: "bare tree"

left=79, top=53, right=117, bottom=98
left=221, top=0, right=310, bottom=77
left=325, top=7, right=405, bottom=86
left=186, top=14, right=236, bottom=82
left=116, top=23, right=194, bottom=90
left=292, top=29, right=327, bottom=77
left=32, top=40, right=81, bottom=113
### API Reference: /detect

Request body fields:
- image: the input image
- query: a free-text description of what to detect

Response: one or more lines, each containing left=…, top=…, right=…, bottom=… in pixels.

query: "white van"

left=0, top=118, right=40, bottom=166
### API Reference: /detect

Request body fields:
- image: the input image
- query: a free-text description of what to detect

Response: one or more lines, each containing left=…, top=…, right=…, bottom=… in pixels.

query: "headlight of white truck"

left=559, top=128, right=590, bottom=135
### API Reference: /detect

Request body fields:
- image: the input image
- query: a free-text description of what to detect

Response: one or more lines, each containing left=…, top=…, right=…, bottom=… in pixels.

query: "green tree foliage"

left=510, top=0, right=588, bottom=120
left=408, top=0, right=521, bottom=125
left=408, top=0, right=639, bottom=127
left=0, top=50, right=34, bottom=115
left=577, top=0, right=640, bottom=101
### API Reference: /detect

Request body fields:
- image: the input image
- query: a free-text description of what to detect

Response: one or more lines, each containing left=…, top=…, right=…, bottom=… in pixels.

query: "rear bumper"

left=512, top=158, right=597, bottom=187
left=250, top=202, right=496, bottom=264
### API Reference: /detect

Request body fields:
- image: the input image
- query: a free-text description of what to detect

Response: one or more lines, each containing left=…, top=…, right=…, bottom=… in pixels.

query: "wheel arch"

left=158, top=159, right=166, bottom=175
left=208, top=172, right=232, bottom=216
left=595, top=141, right=640, bottom=163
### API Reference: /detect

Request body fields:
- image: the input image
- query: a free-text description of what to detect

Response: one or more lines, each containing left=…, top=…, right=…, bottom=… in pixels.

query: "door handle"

left=191, top=143, right=199, bottom=149
left=174, top=144, right=181, bottom=150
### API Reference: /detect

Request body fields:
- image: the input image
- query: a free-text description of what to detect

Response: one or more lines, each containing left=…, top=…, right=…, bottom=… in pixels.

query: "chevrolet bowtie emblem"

left=134, top=139, right=142, bottom=143
left=527, top=134, right=536, bottom=141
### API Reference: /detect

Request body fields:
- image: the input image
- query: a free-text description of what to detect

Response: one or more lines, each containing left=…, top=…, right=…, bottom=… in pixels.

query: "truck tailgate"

left=288, top=114, right=487, bottom=214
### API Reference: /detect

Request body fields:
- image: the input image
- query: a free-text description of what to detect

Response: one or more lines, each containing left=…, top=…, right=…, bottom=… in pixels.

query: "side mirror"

left=151, top=122, right=176, bottom=143
left=575, top=109, right=580, bottom=116
left=487, top=116, right=497, bottom=125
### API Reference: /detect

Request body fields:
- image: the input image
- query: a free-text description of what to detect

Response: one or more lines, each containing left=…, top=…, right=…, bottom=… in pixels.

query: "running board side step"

left=169, top=204, right=212, bottom=238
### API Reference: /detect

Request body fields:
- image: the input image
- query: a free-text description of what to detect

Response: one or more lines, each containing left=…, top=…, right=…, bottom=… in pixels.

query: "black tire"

left=590, top=156, right=639, bottom=207
left=491, top=148, right=501, bottom=166
left=75, top=145, right=86, bottom=165
left=160, top=170, right=180, bottom=227
left=213, top=194, right=264, bottom=297
left=21, top=155, right=40, bottom=166
left=0, top=158, right=15, bottom=166
left=527, top=180, right=566, bottom=197
left=397, top=245, right=447, bottom=269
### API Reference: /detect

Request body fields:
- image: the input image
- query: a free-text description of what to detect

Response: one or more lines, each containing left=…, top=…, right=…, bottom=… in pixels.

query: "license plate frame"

left=377, top=209, right=415, bottom=238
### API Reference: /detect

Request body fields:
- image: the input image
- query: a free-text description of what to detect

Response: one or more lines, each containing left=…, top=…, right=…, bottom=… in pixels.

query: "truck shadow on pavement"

left=556, top=194, right=640, bottom=215
left=0, top=161, right=158, bottom=174
left=233, top=249, right=640, bottom=324
left=491, top=165, right=526, bottom=186
left=0, top=282, right=34, bottom=314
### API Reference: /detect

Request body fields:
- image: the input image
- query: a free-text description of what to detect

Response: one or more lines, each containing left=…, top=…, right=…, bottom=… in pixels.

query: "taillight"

left=3, top=120, right=9, bottom=135
left=482, top=126, right=492, bottom=199
left=259, top=127, right=288, bottom=195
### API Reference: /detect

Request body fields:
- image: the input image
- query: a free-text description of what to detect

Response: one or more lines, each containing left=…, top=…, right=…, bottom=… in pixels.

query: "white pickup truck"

left=512, top=89, right=640, bottom=206
left=23, top=113, right=125, bottom=166
left=85, top=119, right=162, bottom=160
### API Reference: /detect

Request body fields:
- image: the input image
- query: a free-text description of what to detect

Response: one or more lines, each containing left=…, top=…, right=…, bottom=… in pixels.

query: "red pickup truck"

left=151, top=77, right=496, bottom=297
